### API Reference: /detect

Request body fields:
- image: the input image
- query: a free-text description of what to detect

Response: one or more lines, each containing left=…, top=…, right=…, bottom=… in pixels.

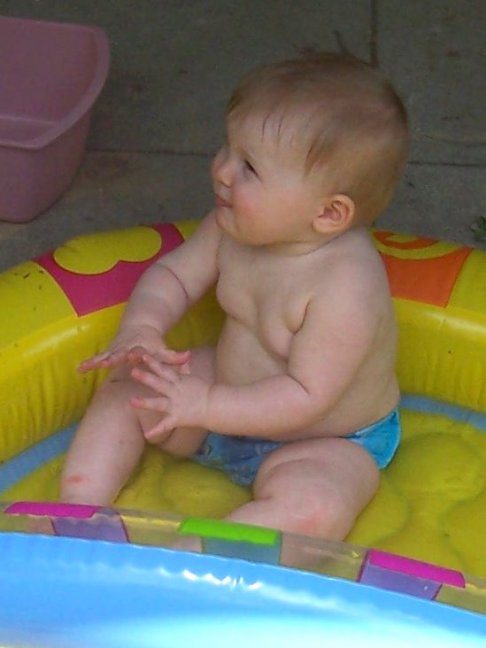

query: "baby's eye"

left=244, top=160, right=257, bottom=175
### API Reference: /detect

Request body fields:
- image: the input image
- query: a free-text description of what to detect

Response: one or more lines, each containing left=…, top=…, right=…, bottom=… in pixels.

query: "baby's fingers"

left=130, top=394, right=169, bottom=412
left=145, top=418, right=178, bottom=444
left=131, top=364, right=177, bottom=394
left=79, top=348, right=130, bottom=373
left=126, top=345, right=149, bottom=363
left=127, top=346, right=189, bottom=368
left=140, top=355, right=182, bottom=381
left=155, top=348, right=191, bottom=365
left=145, top=422, right=177, bottom=444
left=130, top=396, right=176, bottom=443
left=78, top=351, right=113, bottom=373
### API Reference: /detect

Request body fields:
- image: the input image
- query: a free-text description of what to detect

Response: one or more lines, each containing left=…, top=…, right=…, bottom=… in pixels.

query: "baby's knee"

left=59, top=473, right=98, bottom=505
left=94, top=373, right=143, bottom=416
left=99, top=371, right=135, bottom=399
left=256, top=463, right=353, bottom=539
left=295, top=490, right=350, bottom=538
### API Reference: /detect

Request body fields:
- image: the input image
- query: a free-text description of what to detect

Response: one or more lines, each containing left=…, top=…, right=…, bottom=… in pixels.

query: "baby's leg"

left=60, top=346, right=215, bottom=505
left=225, top=437, right=379, bottom=542
left=60, top=364, right=152, bottom=505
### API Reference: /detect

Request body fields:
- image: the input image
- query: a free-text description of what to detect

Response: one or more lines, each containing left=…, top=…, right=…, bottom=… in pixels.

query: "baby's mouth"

left=215, top=194, right=232, bottom=208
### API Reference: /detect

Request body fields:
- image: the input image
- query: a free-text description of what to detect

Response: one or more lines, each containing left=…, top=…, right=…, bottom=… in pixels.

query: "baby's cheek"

left=233, top=190, right=259, bottom=223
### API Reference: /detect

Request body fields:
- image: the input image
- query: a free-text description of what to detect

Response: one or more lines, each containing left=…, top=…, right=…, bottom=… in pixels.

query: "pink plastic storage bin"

left=0, top=16, right=110, bottom=222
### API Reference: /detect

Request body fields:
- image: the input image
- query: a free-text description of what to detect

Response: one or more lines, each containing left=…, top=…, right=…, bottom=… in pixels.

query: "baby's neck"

left=261, top=226, right=365, bottom=257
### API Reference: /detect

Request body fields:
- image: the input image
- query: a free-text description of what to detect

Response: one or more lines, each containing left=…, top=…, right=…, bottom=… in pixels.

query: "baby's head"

left=226, top=52, right=409, bottom=226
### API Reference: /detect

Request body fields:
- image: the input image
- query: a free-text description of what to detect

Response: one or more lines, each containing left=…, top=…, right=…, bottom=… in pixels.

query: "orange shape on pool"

left=373, top=231, right=472, bottom=308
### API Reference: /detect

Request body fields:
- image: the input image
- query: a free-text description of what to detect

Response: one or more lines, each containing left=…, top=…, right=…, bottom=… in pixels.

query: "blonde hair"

left=227, top=52, right=409, bottom=224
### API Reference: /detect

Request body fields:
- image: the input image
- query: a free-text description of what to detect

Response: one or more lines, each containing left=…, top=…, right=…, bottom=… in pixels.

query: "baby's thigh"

left=254, top=437, right=379, bottom=539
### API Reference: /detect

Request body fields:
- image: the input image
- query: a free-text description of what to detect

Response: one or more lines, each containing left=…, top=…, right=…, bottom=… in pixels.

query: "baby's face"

left=210, top=114, right=329, bottom=251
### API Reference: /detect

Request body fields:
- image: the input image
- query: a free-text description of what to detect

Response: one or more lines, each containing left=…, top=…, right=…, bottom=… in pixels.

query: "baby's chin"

left=214, top=207, right=235, bottom=234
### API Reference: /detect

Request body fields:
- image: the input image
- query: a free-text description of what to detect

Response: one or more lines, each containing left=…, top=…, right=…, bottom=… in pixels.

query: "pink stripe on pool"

left=368, top=550, right=466, bottom=588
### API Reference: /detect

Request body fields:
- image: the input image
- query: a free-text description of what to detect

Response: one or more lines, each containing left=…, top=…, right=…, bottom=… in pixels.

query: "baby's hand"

left=78, top=325, right=190, bottom=373
left=130, top=354, right=210, bottom=443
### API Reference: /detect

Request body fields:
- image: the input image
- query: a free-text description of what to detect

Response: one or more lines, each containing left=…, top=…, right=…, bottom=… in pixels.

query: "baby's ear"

left=313, top=194, right=355, bottom=235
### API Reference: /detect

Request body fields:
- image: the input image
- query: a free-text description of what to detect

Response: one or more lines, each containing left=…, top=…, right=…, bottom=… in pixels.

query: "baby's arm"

left=132, top=268, right=381, bottom=441
left=79, top=213, right=222, bottom=372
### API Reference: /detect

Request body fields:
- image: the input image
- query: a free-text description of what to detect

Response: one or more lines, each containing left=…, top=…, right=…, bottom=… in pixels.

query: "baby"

left=61, top=52, right=409, bottom=541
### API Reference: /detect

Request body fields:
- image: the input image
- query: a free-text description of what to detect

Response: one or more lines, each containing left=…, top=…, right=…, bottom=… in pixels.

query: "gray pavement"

left=0, top=0, right=485, bottom=271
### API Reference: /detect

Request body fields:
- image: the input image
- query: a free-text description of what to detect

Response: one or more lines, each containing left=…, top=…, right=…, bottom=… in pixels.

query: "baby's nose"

left=212, top=149, right=233, bottom=187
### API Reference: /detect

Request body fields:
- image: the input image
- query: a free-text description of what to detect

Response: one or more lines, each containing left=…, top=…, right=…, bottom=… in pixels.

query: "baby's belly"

left=215, top=319, right=287, bottom=386
left=215, top=319, right=399, bottom=438
left=216, top=320, right=399, bottom=438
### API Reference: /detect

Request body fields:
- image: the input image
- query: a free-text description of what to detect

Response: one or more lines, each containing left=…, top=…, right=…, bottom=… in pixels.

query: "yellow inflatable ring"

left=0, top=220, right=485, bottom=581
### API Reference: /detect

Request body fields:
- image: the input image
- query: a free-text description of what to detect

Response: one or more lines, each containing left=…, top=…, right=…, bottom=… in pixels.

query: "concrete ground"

left=0, top=1, right=485, bottom=271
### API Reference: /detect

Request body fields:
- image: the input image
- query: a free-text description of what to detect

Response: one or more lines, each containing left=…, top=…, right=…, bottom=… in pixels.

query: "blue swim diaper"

left=193, top=408, right=401, bottom=486
left=345, top=407, right=401, bottom=469
left=193, top=434, right=282, bottom=487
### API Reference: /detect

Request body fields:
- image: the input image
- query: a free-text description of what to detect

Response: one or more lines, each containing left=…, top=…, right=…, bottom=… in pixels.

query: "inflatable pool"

left=0, top=502, right=485, bottom=647
left=0, top=221, right=485, bottom=644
